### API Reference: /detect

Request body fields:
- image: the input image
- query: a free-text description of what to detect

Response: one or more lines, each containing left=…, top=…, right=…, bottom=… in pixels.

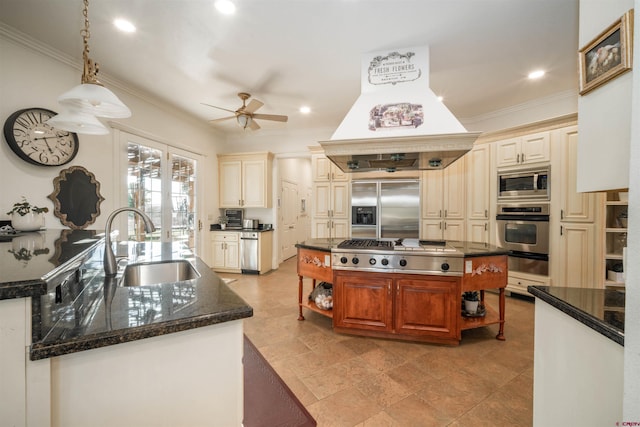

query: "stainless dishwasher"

left=240, top=231, right=259, bottom=274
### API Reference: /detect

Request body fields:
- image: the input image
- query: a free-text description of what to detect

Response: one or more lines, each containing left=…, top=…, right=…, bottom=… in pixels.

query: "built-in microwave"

left=497, top=167, right=550, bottom=201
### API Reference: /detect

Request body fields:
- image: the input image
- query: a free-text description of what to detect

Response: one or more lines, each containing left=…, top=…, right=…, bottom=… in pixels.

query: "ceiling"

left=0, top=0, right=579, bottom=135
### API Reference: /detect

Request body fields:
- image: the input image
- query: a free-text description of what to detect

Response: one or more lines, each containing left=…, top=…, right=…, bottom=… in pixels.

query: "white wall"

left=623, top=3, right=640, bottom=421
left=577, top=0, right=634, bottom=192
left=0, top=32, right=224, bottom=262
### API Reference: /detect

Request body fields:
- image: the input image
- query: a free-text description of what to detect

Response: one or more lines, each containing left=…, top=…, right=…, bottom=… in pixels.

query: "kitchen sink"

left=121, top=260, right=200, bottom=286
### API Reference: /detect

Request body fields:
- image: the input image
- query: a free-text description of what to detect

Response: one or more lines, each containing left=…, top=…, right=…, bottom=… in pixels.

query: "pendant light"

left=49, top=0, right=131, bottom=133
left=46, top=109, right=109, bottom=135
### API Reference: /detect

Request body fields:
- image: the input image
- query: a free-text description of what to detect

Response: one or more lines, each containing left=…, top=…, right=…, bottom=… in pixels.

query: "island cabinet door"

left=394, top=276, right=460, bottom=340
left=333, top=272, right=394, bottom=332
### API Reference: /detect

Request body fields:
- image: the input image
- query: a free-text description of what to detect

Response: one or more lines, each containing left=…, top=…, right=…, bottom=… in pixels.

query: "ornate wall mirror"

left=49, top=166, right=105, bottom=229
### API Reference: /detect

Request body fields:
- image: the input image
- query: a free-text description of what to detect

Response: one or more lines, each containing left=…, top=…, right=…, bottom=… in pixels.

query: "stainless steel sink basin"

left=121, top=260, right=200, bottom=286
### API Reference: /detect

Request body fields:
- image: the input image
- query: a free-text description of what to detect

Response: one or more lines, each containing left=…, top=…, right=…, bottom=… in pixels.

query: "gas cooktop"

left=337, top=238, right=458, bottom=253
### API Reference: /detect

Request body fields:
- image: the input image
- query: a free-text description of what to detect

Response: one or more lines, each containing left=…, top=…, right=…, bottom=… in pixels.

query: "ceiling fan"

left=203, top=92, right=288, bottom=130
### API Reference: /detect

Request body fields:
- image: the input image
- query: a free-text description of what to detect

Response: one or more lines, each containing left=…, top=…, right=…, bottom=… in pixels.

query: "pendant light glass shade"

left=46, top=109, right=109, bottom=135
left=58, top=83, right=131, bottom=118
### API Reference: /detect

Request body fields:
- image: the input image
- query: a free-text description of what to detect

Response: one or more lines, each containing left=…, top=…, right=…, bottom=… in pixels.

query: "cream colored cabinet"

left=311, top=153, right=350, bottom=239
left=555, top=223, right=596, bottom=288
left=312, top=155, right=348, bottom=182
left=496, top=131, right=550, bottom=168
left=508, top=271, right=550, bottom=296
left=211, top=232, right=240, bottom=272
left=218, top=152, right=273, bottom=208
left=556, top=127, right=596, bottom=223
left=420, top=157, right=465, bottom=241
left=465, top=144, right=491, bottom=243
left=550, top=126, right=601, bottom=288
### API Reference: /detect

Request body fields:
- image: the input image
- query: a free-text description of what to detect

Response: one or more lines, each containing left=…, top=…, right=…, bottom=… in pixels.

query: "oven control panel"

left=332, top=251, right=463, bottom=276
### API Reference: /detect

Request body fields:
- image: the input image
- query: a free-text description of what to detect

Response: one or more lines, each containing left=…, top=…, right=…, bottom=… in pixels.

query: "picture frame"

left=578, top=9, right=634, bottom=95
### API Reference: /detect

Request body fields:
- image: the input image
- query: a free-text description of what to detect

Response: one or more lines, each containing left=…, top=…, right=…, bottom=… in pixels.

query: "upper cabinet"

left=496, top=131, right=550, bottom=168
left=465, top=143, right=492, bottom=244
left=218, top=152, right=274, bottom=208
left=421, top=156, right=465, bottom=241
left=312, top=155, right=348, bottom=182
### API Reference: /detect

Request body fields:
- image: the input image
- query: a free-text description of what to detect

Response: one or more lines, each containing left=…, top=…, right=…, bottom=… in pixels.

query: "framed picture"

left=578, top=9, right=634, bottom=95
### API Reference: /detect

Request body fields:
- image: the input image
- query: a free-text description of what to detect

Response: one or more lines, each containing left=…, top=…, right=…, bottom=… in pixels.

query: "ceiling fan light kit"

left=48, top=0, right=131, bottom=135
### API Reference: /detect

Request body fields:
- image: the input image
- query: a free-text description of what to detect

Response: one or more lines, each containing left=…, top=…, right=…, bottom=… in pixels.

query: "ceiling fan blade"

left=243, top=99, right=264, bottom=114
left=248, top=119, right=261, bottom=130
left=253, top=113, right=288, bottom=123
left=201, top=103, right=237, bottom=114
left=209, top=116, right=236, bottom=123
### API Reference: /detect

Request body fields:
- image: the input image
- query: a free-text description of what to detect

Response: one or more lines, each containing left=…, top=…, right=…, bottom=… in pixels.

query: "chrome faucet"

left=104, top=207, right=156, bottom=276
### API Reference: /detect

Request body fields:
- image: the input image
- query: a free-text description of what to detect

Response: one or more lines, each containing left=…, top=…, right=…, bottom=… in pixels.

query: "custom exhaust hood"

left=319, top=45, right=481, bottom=172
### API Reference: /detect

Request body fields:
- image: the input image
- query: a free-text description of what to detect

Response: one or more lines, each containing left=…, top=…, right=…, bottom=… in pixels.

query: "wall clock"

left=3, top=107, right=79, bottom=166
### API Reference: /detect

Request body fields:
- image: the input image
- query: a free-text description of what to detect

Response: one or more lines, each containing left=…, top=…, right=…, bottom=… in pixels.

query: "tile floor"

left=225, top=257, right=535, bottom=426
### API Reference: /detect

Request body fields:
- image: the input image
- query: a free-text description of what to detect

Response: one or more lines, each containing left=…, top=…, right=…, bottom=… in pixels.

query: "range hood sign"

left=368, top=51, right=422, bottom=86
left=321, top=45, right=481, bottom=173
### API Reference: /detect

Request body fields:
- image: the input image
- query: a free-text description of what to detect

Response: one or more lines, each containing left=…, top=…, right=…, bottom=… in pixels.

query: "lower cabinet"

left=211, top=232, right=240, bottom=273
left=508, top=271, right=550, bottom=295
left=333, top=270, right=460, bottom=344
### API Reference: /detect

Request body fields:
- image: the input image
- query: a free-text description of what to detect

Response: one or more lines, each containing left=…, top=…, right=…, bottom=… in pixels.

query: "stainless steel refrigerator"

left=351, top=180, right=420, bottom=239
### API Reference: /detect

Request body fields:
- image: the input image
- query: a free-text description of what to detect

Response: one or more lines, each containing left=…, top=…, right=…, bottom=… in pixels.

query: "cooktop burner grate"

left=337, top=239, right=394, bottom=249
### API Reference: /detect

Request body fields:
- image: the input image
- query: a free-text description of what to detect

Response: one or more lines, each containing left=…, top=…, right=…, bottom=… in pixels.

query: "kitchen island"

left=296, top=239, right=508, bottom=345
left=0, top=229, right=252, bottom=427
left=527, top=285, right=624, bottom=427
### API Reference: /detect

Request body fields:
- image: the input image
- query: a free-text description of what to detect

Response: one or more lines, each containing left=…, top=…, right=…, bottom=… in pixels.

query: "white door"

left=120, top=131, right=202, bottom=254
left=280, top=180, right=298, bottom=260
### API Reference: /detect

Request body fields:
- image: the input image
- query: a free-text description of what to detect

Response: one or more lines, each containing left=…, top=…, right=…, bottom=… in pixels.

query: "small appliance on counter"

left=243, top=219, right=259, bottom=229
left=224, top=209, right=244, bottom=229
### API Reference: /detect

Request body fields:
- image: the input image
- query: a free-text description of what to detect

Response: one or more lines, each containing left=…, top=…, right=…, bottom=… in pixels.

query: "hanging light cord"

left=80, top=0, right=102, bottom=86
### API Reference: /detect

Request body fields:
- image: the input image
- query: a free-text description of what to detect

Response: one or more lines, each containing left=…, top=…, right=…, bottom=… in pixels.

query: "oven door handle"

left=496, top=214, right=550, bottom=221
left=509, top=251, right=549, bottom=261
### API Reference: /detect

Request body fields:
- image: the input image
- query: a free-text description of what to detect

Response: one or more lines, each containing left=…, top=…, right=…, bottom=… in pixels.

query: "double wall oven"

left=496, top=166, right=550, bottom=276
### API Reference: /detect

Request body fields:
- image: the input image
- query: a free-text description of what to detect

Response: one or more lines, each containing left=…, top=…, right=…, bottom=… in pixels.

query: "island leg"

left=297, top=275, right=305, bottom=321
left=496, top=287, right=506, bottom=340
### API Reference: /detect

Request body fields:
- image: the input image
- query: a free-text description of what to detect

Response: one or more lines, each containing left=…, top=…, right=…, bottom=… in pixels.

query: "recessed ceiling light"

left=114, top=18, right=136, bottom=33
left=528, top=70, right=545, bottom=79
left=215, top=0, right=236, bottom=15
left=437, top=96, right=443, bottom=102
left=300, top=106, right=311, bottom=114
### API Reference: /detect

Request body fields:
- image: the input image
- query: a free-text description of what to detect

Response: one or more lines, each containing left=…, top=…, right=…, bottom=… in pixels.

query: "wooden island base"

left=297, top=245, right=507, bottom=346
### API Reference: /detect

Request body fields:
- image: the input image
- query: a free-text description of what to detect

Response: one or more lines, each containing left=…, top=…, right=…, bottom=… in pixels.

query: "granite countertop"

left=0, top=229, right=102, bottom=300
left=528, top=285, right=624, bottom=346
left=29, top=240, right=252, bottom=360
left=295, top=238, right=509, bottom=257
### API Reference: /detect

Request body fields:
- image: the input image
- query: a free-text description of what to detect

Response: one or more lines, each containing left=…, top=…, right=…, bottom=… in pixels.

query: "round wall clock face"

left=3, top=107, right=79, bottom=166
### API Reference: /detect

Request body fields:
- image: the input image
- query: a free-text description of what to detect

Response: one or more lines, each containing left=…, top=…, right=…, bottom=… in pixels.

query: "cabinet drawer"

left=212, top=232, right=239, bottom=242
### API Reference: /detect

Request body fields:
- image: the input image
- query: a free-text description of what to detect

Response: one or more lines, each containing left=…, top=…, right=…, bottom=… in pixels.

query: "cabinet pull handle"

left=561, top=209, right=564, bottom=220
left=439, top=210, right=442, bottom=218
left=388, top=283, right=391, bottom=295
left=517, top=153, right=520, bottom=163
left=439, top=221, right=442, bottom=230
left=522, top=153, right=525, bottom=163
left=444, top=222, right=447, bottom=230
left=444, top=210, right=448, bottom=218
left=560, top=225, right=563, bottom=236
left=484, top=223, right=487, bottom=231
left=327, top=173, right=330, bottom=180
left=485, top=209, right=488, bottom=218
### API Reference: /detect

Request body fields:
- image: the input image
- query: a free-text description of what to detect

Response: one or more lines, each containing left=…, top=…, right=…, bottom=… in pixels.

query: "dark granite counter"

left=295, top=239, right=508, bottom=257
left=528, top=285, right=624, bottom=346
left=0, top=229, right=101, bottom=300
left=17, top=239, right=252, bottom=360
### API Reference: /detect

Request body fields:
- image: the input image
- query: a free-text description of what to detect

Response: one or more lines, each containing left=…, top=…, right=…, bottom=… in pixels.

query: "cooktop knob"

left=369, top=258, right=377, bottom=265
left=352, top=257, right=359, bottom=265
left=381, top=258, right=389, bottom=266
left=340, top=256, right=348, bottom=264
left=441, top=262, right=450, bottom=271
left=399, top=259, right=407, bottom=267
